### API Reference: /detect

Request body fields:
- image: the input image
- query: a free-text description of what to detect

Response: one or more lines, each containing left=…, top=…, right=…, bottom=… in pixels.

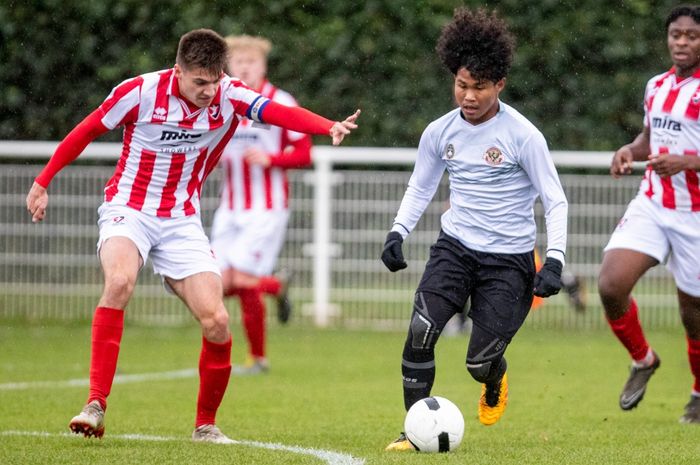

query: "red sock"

left=87, top=307, right=124, bottom=410
left=687, top=336, right=700, bottom=393
left=606, top=298, right=650, bottom=361
left=239, top=289, right=266, bottom=358
left=196, top=336, right=232, bottom=427
left=258, top=276, right=281, bottom=296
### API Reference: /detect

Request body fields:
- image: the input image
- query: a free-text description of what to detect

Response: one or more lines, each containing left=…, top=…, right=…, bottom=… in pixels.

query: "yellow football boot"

left=478, top=372, right=508, bottom=426
left=385, top=432, right=416, bottom=451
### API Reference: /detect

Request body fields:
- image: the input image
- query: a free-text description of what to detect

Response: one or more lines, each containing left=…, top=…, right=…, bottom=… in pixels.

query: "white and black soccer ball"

left=404, top=396, right=464, bottom=453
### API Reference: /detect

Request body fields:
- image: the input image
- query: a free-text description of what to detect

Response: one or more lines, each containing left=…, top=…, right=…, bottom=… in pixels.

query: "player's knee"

left=597, top=275, right=628, bottom=319
left=597, top=264, right=633, bottom=304
left=103, top=272, right=136, bottom=303
left=210, top=306, right=230, bottom=330
left=407, top=306, right=438, bottom=352
left=200, top=306, right=230, bottom=339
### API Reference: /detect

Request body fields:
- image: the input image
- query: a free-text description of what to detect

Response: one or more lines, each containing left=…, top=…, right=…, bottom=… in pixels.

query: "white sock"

left=632, top=347, right=655, bottom=368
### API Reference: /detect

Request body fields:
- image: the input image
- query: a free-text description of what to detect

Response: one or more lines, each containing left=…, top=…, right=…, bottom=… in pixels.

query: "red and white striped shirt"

left=641, top=67, right=700, bottom=211
left=218, top=80, right=312, bottom=212
left=98, top=68, right=269, bottom=217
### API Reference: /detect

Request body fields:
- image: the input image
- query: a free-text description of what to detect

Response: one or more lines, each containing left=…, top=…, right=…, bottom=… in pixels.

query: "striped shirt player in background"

left=210, top=35, right=311, bottom=376
left=598, top=5, right=700, bottom=423
left=25, top=29, right=360, bottom=443
left=382, top=8, right=568, bottom=450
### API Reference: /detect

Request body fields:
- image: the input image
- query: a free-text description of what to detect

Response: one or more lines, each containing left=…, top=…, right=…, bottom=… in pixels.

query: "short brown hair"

left=176, top=29, right=228, bottom=75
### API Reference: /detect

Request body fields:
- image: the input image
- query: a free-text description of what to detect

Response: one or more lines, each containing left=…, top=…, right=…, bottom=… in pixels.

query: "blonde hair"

left=224, top=35, right=272, bottom=58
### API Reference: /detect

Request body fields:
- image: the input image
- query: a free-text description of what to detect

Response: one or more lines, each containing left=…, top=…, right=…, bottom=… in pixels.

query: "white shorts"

left=604, top=195, right=700, bottom=296
left=209, top=208, right=289, bottom=276
left=96, top=203, right=220, bottom=285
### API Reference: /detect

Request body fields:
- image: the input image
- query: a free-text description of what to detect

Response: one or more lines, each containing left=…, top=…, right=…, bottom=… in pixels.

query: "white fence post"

left=312, top=150, right=332, bottom=327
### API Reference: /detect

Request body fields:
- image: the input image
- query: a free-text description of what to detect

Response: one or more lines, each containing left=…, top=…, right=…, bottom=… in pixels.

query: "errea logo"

left=153, top=107, right=167, bottom=121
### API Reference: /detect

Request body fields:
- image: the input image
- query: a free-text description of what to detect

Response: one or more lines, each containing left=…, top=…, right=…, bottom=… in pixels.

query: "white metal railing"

left=2, top=140, right=675, bottom=330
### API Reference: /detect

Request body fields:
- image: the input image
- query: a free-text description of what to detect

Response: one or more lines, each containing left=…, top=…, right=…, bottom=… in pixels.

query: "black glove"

left=381, top=231, right=407, bottom=272
left=533, top=257, right=563, bottom=297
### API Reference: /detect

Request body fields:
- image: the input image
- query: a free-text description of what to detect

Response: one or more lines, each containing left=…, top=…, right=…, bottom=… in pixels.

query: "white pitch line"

left=0, top=430, right=366, bottom=465
left=0, top=368, right=197, bottom=391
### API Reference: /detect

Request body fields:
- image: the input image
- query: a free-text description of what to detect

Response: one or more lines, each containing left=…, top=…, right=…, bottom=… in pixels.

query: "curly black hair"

left=666, top=4, right=700, bottom=30
left=436, top=7, right=515, bottom=82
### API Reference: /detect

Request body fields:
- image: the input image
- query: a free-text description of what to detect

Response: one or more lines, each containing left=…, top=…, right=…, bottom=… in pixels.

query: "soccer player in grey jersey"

left=382, top=7, right=568, bottom=451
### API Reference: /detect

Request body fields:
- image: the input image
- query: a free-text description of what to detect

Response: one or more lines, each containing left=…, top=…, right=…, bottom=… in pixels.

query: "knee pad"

left=467, top=358, right=507, bottom=384
left=466, top=360, right=493, bottom=383
left=466, top=328, right=508, bottom=383
left=407, top=293, right=440, bottom=351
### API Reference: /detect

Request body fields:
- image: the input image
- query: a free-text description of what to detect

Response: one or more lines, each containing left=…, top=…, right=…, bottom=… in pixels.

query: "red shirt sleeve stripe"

left=260, top=100, right=334, bottom=135
left=100, top=77, right=144, bottom=116
left=35, top=110, right=109, bottom=188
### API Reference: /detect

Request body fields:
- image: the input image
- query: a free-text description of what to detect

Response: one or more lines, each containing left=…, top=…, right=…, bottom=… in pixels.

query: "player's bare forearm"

left=26, top=182, right=48, bottom=223
left=648, top=153, right=700, bottom=177
left=625, top=128, right=652, bottom=162
left=611, top=128, right=650, bottom=178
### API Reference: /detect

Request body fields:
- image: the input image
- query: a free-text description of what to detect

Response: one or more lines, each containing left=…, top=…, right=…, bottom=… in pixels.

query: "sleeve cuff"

left=546, top=249, right=566, bottom=267
left=390, top=223, right=410, bottom=239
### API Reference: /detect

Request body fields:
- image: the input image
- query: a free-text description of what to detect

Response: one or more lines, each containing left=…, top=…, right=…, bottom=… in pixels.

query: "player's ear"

left=495, top=78, right=506, bottom=93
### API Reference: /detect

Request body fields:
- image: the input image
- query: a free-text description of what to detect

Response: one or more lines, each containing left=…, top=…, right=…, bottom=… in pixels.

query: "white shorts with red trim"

left=209, top=207, right=289, bottom=276
left=96, top=203, right=220, bottom=286
left=604, top=195, right=700, bottom=297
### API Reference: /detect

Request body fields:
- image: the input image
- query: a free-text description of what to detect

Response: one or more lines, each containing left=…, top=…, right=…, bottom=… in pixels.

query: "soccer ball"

left=404, top=396, right=464, bottom=452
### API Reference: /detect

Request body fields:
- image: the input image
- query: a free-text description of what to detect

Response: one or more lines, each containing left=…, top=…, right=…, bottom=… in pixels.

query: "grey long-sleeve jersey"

left=391, top=102, right=568, bottom=264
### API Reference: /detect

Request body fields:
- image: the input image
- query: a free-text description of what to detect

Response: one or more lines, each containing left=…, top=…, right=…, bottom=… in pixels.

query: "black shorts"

left=416, top=230, right=536, bottom=342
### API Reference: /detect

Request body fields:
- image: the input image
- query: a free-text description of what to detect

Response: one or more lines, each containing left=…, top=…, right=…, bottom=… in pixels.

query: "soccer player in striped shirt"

left=210, top=35, right=311, bottom=375
left=598, top=5, right=700, bottom=423
left=25, top=28, right=359, bottom=443
left=381, top=8, right=568, bottom=450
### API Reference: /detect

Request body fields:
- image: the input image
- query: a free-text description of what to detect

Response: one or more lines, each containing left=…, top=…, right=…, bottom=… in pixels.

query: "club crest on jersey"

left=484, top=146, right=504, bottom=166
left=153, top=107, right=167, bottom=121
left=445, top=143, right=455, bottom=159
left=693, top=89, right=700, bottom=105
left=208, top=104, right=221, bottom=119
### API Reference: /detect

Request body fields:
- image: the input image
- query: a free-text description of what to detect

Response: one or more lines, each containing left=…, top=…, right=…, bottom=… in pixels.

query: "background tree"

left=0, top=0, right=675, bottom=149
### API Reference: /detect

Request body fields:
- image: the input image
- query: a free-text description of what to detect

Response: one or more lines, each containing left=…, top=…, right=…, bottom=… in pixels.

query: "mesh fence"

left=0, top=159, right=680, bottom=329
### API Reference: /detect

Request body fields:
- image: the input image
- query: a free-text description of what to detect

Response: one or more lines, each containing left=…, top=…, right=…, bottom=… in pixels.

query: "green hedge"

left=0, top=0, right=678, bottom=149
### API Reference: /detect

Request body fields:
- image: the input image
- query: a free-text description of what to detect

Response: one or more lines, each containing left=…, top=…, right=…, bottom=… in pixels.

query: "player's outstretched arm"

left=330, top=109, right=361, bottom=146
left=260, top=102, right=360, bottom=145
left=26, top=109, right=109, bottom=223
left=26, top=182, right=48, bottom=223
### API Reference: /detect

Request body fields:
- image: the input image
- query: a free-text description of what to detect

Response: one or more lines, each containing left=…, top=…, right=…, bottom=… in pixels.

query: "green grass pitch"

left=1, top=321, right=699, bottom=464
